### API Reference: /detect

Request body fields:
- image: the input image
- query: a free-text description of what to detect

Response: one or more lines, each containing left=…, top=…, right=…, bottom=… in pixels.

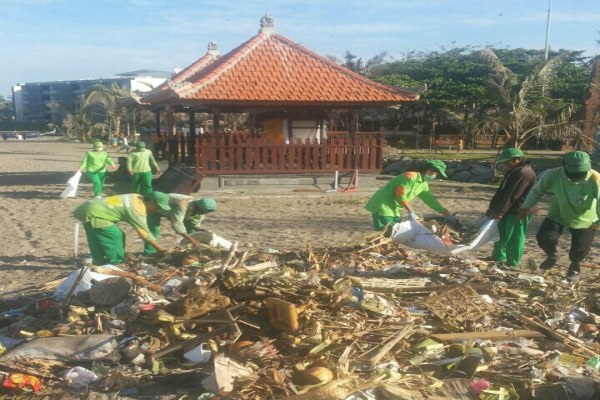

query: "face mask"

left=424, top=174, right=436, bottom=182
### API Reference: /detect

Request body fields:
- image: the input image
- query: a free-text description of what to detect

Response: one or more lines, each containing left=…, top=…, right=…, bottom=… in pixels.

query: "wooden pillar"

left=154, top=110, right=161, bottom=136
left=188, top=111, right=196, bottom=164
left=212, top=111, right=220, bottom=135
left=166, top=110, right=176, bottom=166
left=348, top=109, right=357, bottom=139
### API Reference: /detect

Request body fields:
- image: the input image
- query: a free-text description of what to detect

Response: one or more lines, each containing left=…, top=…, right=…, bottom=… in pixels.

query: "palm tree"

left=86, top=83, right=130, bottom=136
left=478, top=48, right=578, bottom=148
left=62, top=97, right=93, bottom=140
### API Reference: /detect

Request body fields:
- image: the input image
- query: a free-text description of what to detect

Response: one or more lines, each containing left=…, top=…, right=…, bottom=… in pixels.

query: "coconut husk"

left=165, top=287, right=230, bottom=319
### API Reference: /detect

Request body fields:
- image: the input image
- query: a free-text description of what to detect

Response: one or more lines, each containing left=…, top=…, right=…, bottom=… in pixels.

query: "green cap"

left=426, top=160, right=447, bottom=178
left=136, top=141, right=146, bottom=149
left=196, top=198, right=217, bottom=213
left=144, top=191, right=171, bottom=211
left=497, top=148, right=524, bottom=163
left=563, top=151, right=591, bottom=173
left=93, top=141, right=104, bottom=150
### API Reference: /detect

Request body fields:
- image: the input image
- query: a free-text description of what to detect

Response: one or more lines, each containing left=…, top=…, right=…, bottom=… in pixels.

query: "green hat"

left=563, top=151, right=591, bottom=173
left=144, top=191, right=171, bottom=211
left=93, top=141, right=104, bottom=150
left=136, top=141, right=146, bottom=149
left=194, top=198, right=217, bottom=213
left=497, top=148, right=524, bottom=163
left=426, top=160, right=447, bottom=178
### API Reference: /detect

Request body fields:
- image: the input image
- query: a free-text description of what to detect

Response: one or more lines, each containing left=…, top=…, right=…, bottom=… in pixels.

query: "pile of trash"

left=1, top=233, right=600, bottom=399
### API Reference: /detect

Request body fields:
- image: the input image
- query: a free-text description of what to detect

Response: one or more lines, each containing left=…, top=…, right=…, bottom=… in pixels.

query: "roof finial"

left=207, top=41, right=220, bottom=55
left=259, top=14, right=275, bottom=35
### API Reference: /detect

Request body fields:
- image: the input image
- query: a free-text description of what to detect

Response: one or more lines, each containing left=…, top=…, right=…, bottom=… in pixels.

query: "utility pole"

left=540, top=0, right=552, bottom=149
left=544, top=0, right=552, bottom=61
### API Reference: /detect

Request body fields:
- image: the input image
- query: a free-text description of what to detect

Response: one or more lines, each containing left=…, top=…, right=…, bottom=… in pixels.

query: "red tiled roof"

left=142, top=51, right=221, bottom=102
left=143, top=31, right=418, bottom=106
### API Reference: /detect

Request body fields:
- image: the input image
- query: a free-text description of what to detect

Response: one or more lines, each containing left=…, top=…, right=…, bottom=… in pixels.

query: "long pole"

left=541, top=0, right=552, bottom=149
left=544, top=0, right=552, bottom=61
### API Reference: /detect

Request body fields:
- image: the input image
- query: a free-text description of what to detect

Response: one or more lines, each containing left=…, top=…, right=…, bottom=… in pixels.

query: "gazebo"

left=140, top=15, right=419, bottom=178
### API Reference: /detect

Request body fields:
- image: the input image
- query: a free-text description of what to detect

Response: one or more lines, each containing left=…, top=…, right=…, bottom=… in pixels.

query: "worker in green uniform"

left=519, top=151, right=600, bottom=279
left=73, top=193, right=168, bottom=265
left=144, top=192, right=218, bottom=255
left=482, top=148, right=536, bottom=268
left=79, top=142, right=117, bottom=199
left=127, top=141, right=160, bottom=195
left=365, top=160, right=456, bottom=230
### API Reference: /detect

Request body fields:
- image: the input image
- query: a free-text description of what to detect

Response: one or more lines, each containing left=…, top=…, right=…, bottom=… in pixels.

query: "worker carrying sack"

left=60, top=171, right=82, bottom=199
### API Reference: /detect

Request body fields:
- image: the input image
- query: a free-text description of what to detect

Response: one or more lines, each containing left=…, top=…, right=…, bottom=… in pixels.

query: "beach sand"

left=1, top=138, right=598, bottom=296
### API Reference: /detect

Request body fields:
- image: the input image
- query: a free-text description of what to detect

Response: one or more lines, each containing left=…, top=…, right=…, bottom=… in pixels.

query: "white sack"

left=181, top=229, right=233, bottom=249
left=390, top=219, right=499, bottom=256
left=60, top=171, right=82, bottom=199
left=53, top=264, right=123, bottom=300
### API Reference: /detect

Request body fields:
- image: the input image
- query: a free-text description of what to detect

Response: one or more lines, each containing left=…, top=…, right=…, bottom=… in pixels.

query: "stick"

left=233, top=251, right=249, bottom=269
left=360, top=322, right=414, bottom=366
left=90, top=266, right=163, bottom=294
left=220, top=241, right=239, bottom=273
left=74, top=223, right=79, bottom=260
left=60, top=265, right=89, bottom=319
left=432, top=329, right=544, bottom=342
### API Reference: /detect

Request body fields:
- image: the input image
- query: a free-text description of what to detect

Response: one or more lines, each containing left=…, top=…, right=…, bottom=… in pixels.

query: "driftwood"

left=432, top=329, right=544, bottom=342
left=90, top=266, right=162, bottom=294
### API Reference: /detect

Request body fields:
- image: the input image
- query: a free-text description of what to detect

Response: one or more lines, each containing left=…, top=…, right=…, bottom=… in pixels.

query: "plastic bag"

left=182, top=229, right=233, bottom=249
left=390, top=219, right=499, bottom=256
left=53, top=264, right=123, bottom=300
left=60, top=171, right=82, bottom=198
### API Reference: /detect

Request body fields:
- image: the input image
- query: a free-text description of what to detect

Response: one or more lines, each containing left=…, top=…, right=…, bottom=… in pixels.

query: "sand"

left=1, top=137, right=598, bottom=296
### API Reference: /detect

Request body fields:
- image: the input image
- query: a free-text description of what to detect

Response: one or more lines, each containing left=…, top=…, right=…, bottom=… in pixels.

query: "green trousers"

left=87, top=172, right=106, bottom=197
left=491, top=214, right=530, bottom=267
left=83, top=222, right=126, bottom=265
left=131, top=172, right=153, bottom=195
left=372, top=214, right=402, bottom=231
left=144, top=213, right=161, bottom=256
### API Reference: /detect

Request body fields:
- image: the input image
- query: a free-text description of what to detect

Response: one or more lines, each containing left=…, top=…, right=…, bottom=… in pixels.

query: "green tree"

left=86, top=83, right=131, bottom=136
left=478, top=48, right=582, bottom=148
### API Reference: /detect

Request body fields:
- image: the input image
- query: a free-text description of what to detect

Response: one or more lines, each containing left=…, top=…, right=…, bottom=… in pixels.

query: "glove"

left=445, top=214, right=458, bottom=224
left=408, top=212, right=419, bottom=221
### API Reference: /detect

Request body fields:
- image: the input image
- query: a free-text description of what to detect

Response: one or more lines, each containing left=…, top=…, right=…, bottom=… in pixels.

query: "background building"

left=12, top=70, right=171, bottom=123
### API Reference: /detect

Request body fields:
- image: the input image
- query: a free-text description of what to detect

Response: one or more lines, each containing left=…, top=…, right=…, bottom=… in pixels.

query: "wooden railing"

left=193, top=132, right=384, bottom=174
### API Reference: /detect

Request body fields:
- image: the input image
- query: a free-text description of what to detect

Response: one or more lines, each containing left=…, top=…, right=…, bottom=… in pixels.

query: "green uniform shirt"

left=185, top=201, right=208, bottom=230
left=73, top=194, right=155, bottom=241
left=522, top=167, right=600, bottom=229
left=79, top=150, right=114, bottom=173
left=127, top=149, right=158, bottom=173
left=154, top=194, right=194, bottom=235
left=365, top=171, right=446, bottom=217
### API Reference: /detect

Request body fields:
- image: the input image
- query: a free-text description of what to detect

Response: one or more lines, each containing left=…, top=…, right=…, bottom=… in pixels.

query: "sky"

left=1, top=0, right=599, bottom=98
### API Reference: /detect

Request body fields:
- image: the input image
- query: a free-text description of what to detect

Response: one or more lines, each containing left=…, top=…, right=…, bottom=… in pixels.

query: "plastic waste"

left=60, top=171, right=82, bottom=199
left=390, top=219, right=499, bottom=256
left=2, top=373, right=41, bottom=392
left=110, top=295, right=140, bottom=323
left=184, top=343, right=212, bottom=364
left=0, top=336, right=23, bottom=349
left=469, top=379, right=491, bottom=395
left=1, top=334, right=119, bottom=362
left=62, top=366, right=98, bottom=388
left=53, top=264, right=124, bottom=300
left=184, top=230, right=233, bottom=249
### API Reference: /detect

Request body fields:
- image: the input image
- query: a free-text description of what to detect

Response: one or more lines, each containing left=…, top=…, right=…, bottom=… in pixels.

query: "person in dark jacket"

left=483, top=148, right=536, bottom=267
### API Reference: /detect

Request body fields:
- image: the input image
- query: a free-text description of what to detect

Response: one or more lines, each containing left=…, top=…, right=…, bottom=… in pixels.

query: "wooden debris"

left=432, top=329, right=544, bottom=342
